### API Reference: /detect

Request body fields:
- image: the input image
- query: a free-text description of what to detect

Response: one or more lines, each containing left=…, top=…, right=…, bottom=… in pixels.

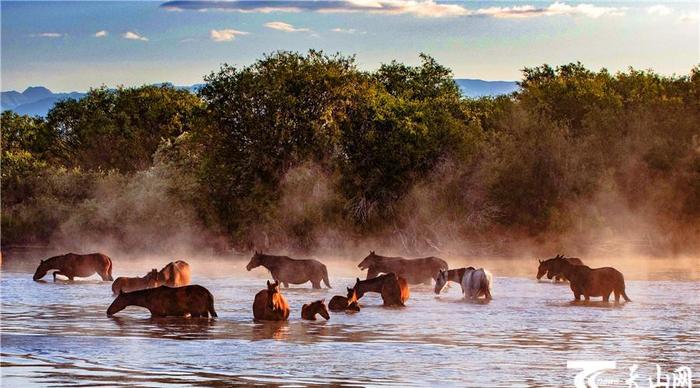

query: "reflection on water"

left=1, top=267, right=699, bottom=387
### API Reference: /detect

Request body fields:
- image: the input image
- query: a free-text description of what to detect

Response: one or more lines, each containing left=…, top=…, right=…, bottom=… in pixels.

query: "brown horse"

left=357, top=251, right=447, bottom=285
left=246, top=251, right=331, bottom=289
left=252, top=280, right=290, bottom=321
left=537, top=254, right=584, bottom=281
left=158, top=260, right=191, bottom=287
left=106, top=285, right=217, bottom=317
left=33, top=253, right=113, bottom=281
left=352, top=273, right=410, bottom=307
left=301, top=299, right=331, bottom=320
left=111, top=269, right=160, bottom=294
left=328, top=287, right=361, bottom=312
left=546, top=258, right=631, bottom=303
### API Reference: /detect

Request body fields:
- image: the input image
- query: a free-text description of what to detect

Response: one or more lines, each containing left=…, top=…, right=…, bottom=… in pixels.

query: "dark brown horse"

left=246, top=251, right=331, bottom=289
left=158, top=260, right=191, bottom=287
left=252, top=280, right=290, bottom=321
left=33, top=253, right=113, bottom=281
left=546, top=257, right=631, bottom=303
left=106, top=285, right=217, bottom=317
left=352, top=273, right=410, bottom=307
left=328, top=287, right=361, bottom=312
left=357, top=251, right=447, bottom=284
left=301, top=299, right=330, bottom=320
left=111, top=269, right=160, bottom=294
left=537, top=254, right=584, bottom=281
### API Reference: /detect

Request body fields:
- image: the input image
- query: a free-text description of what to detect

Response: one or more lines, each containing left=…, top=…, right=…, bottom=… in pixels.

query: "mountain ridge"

left=2, top=79, right=518, bottom=117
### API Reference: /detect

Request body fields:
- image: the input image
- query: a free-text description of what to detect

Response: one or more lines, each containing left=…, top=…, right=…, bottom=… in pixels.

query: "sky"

left=1, top=0, right=698, bottom=92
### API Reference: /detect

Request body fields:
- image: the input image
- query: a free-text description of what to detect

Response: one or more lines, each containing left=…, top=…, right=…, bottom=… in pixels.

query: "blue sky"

left=1, top=0, right=698, bottom=92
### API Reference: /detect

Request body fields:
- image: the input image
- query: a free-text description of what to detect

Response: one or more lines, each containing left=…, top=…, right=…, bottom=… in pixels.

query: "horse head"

left=358, top=251, right=377, bottom=270
left=246, top=251, right=263, bottom=271
left=266, top=280, right=280, bottom=309
left=146, top=268, right=160, bottom=287
left=33, top=259, right=48, bottom=281
left=434, top=269, right=449, bottom=295
left=314, top=299, right=330, bottom=320
left=107, top=290, right=129, bottom=316
left=536, top=259, right=549, bottom=280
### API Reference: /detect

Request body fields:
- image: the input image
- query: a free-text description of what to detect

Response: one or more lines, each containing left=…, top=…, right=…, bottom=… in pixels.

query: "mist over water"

left=1, top=251, right=699, bottom=386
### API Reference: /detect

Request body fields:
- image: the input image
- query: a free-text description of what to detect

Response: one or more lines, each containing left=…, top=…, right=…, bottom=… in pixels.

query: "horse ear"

left=356, top=277, right=360, bottom=283
left=41, top=259, right=45, bottom=263
left=538, top=259, right=543, bottom=264
left=267, top=280, right=271, bottom=287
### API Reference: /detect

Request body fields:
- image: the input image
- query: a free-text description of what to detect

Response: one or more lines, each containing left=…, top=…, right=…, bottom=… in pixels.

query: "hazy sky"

left=1, top=0, right=698, bottom=92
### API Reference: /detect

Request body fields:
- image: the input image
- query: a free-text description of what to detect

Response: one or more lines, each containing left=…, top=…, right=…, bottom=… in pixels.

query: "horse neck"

left=269, top=292, right=284, bottom=310
left=356, top=277, right=383, bottom=296
left=259, top=255, right=280, bottom=270
left=123, top=291, right=148, bottom=308
left=449, top=269, right=465, bottom=283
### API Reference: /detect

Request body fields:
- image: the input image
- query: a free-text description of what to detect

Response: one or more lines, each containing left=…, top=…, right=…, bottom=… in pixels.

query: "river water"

left=1, top=255, right=698, bottom=387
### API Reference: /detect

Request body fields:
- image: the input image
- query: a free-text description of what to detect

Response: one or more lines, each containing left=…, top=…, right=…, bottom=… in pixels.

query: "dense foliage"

left=2, top=52, right=699, bottom=255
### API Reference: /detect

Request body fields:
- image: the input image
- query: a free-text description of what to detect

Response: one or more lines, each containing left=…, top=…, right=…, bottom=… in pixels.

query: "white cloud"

left=474, top=2, right=624, bottom=19
left=264, top=21, right=310, bottom=32
left=123, top=31, right=148, bottom=41
left=163, top=1, right=624, bottom=19
left=210, top=29, right=249, bottom=42
left=646, top=5, right=672, bottom=16
left=33, top=32, right=63, bottom=38
left=678, top=12, right=698, bottom=23
left=331, top=28, right=359, bottom=34
left=94, top=30, right=108, bottom=38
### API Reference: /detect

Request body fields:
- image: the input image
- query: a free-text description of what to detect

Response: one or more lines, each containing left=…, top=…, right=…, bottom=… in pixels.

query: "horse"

left=537, top=254, right=584, bottom=281
left=252, top=280, right=290, bottom=321
left=106, top=285, right=217, bottom=317
left=158, top=260, right=191, bottom=287
left=111, top=269, right=160, bottom=294
left=435, top=267, right=492, bottom=300
left=246, top=251, right=331, bottom=289
left=328, top=287, right=361, bottom=312
left=545, top=257, right=631, bottom=303
left=432, top=267, right=475, bottom=294
left=301, top=299, right=330, bottom=320
left=33, top=253, right=113, bottom=282
left=357, top=251, right=448, bottom=284
left=352, top=273, right=409, bottom=307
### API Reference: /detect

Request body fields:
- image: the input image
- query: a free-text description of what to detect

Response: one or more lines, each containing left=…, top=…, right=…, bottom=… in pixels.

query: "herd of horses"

left=31, top=251, right=632, bottom=321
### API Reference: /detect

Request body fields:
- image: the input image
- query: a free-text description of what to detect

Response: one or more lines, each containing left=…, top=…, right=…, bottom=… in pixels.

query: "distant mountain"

left=455, top=79, right=519, bottom=98
left=2, top=80, right=517, bottom=117
left=1, top=87, right=85, bottom=117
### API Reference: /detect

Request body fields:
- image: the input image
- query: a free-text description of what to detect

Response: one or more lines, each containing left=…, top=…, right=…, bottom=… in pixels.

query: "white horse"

left=434, top=267, right=493, bottom=300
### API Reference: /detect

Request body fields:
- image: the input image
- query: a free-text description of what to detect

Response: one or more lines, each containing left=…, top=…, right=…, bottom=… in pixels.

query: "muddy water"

left=1, top=257, right=698, bottom=387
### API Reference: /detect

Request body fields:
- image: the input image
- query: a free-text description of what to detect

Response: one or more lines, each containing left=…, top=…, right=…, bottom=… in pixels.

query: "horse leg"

left=98, top=271, right=111, bottom=281
left=283, top=282, right=289, bottom=288
left=311, top=279, right=321, bottom=289
left=191, top=312, right=201, bottom=318
left=614, top=290, right=621, bottom=303
left=53, top=271, right=67, bottom=282
left=603, top=293, right=610, bottom=302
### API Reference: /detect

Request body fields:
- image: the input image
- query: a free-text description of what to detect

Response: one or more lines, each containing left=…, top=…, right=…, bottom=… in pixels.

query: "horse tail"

left=322, top=265, right=332, bottom=289
left=622, top=289, right=631, bottom=302
left=483, top=269, right=493, bottom=299
left=106, top=256, right=114, bottom=281
left=208, top=294, right=218, bottom=317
